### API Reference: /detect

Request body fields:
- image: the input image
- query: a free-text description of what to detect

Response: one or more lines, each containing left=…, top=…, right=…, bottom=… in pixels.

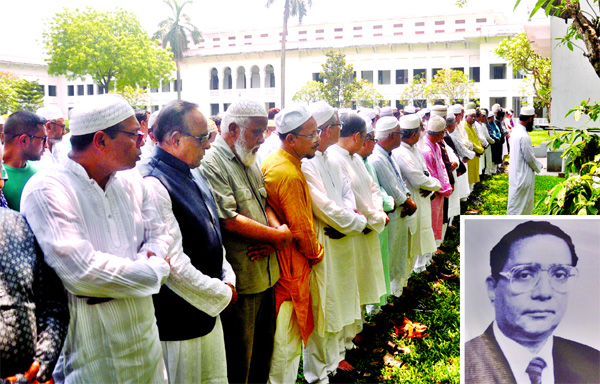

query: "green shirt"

left=4, top=162, right=37, bottom=211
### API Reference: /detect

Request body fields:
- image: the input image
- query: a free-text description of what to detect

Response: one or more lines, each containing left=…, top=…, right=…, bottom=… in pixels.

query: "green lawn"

left=529, top=130, right=552, bottom=147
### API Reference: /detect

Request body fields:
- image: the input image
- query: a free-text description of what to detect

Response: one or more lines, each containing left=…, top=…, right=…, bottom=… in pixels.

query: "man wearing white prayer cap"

left=404, top=105, right=416, bottom=115
left=368, top=115, right=417, bottom=299
left=36, top=105, right=68, bottom=168
left=140, top=110, right=160, bottom=161
left=392, top=113, right=440, bottom=275
left=260, top=105, right=324, bottom=384
left=199, top=99, right=292, bottom=384
left=21, top=94, right=171, bottom=383
left=301, top=102, right=367, bottom=382
left=463, top=109, right=485, bottom=188
left=431, top=105, right=447, bottom=118
left=507, top=105, right=542, bottom=215
left=380, top=106, right=393, bottom=117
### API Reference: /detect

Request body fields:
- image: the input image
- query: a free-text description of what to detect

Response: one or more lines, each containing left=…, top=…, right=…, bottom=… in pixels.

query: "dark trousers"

left=222, top=287, right=276, bottom=384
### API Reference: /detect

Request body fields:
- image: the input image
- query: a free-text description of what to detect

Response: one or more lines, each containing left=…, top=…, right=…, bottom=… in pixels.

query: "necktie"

left=526, top=357, right=547, bottom=384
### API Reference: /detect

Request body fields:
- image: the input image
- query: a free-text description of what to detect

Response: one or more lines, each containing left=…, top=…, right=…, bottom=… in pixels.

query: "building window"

left=354, top=26, right=362, bottom=30
left=312, top=73, right=323, bottom=83
left=413, top=68, right=426, bottom=81
left=394, top=32, right=403, bottom=36
left=415, top=22, right=425, bottom=27
left=210, top=104, right=219, bottom=116
left=316, top=29, right=324, bottom=33
left=512, top=97, right=523, bottom=116
left=396, top=69, right=408, bottom=84
left=67, top=85, right=74, bottom=96
left=223, top=103, right=231, bottom=112
left=415, top=31, right=424, bottom=34
left=266, top=102, right=276, bottom=110
left=265, top=65, right=275, bottom=88
left=250, top=66, right=260, bottom=88
left=236, top=67, right=246, bottom=89
left=174, top=80, right=182, bottom=92
left=513, top=69, right=526, bottom=79
left=396, top=100, right=404, bottom=110
left=354, top=35, right=363, bottom=38
left=228, top=36, right=236, bottom=40
left=476, top=18, right=487, bottom=23
left=490, top=64, right=507, bottom=79
left=378, top=70, right=391, bottom=85
left=394, top=23, right=403, bottom=28
left=335, top=36, right=343, bottom=39
left=299, top=30, right=307, bottom=35
left=435, top=30, right=444, bottom=33
left=469, top=66, right=480, bottom=82
left=316, top=37, right=324, bottom=40
left=151, top=86, right=159, bottom=93
left=152, top=105, right=159, bottom=112
left=39, top=84, right=45, bottom=95
left=224, top=67, right=233, bottom=89
left=85, top=84, right=92, bottom=95
left=432, top=68, right=442, bottom=78
left=455, top=19, right=465, bottom=24
left=213, top=37, right=220, bottom=41
left=490, top=97, right=507, bottom=108
left=373, top=25, right=382, bottom=29
left=97, top=85, right=104, bottom=95
left=414, top=99, right=427, bottom=108
left=76, top=85, right=83, bottom=96
left=456, top=28, right=465, bottom=32
left=261, top=33, right=268, bottom=37
left=210, top=68, right=219, bottom=90
left=361, top=70, right=373, bottom=84
left=374, top=33, right=382, bottom=37
left=452, top=67, right=464, bottom=73
left=245, top=35, right=252, bottom=39
left=162, top=81, right=171, bottom=92
left=435, top=21, right=445, bottom=25
left=334, top=28, right=343, bottom=32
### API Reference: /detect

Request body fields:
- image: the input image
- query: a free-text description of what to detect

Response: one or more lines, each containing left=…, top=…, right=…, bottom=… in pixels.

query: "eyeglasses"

left=293, top=131, right=320, bottom=141
left=330, top=123, right=344, bottom=128
left=0, top=164, right=8, bottom=182
left=181, top=132, right=210, bottom=146
left=390, top=132, right=402, bottom=138
left=51, top=121, right=66, bottom=130
left=498, top=263, right=579, bottom=294
left=25, top=134, right=48, bottom=146
left=365, top=135, right=377, bottom=143
left=106, top=129, right=145, bottom=146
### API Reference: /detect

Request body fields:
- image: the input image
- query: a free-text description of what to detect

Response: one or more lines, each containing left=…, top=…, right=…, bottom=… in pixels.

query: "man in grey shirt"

left=199, top=99, right=292, bottom=384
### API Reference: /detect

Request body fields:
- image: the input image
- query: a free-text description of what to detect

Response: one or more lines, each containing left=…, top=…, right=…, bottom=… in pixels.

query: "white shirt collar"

left=493, top=321, right=555, bottom=384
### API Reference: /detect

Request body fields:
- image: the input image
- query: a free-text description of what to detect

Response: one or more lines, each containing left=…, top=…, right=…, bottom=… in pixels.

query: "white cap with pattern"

left=36, top=106, right=64, bottom=121
left=69, top=94, right=134, bottom=136
left=308, top=101, right=334, bottom=127
left=400, top=114, right=421, bottom=129
left=431, top=105, right=447, bottom=118
left=225, top=99, right=268, bottom=118
left=275, top=105, right=312, bottom=134
left=427, top=116, right=446, bottom=133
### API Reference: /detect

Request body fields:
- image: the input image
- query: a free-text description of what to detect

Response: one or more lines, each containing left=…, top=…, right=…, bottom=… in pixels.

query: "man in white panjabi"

left=36, top=105, right=69, bottom=168
left=507, top=106, right=543, bottom=215
left=21, top=94, right=171, bottom=383
left=327, top=113, right=388, bottom=313
left=301, top=102, right=368, bottom=383
left=448, top=104, right=474, bottom=200
left=368, top=116, right=417, bottom=297
left=392, top=114, right=440, bottom=274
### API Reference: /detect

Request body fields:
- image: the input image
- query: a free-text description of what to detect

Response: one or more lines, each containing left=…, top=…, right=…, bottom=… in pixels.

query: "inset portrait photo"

left=461, top=216, right=600, bottom=384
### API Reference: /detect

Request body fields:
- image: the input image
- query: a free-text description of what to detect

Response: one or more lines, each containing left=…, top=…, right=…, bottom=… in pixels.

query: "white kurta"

left=507, top=124, right=542, bottom=215
left=21, top=161, right=171, bottom=384
left=368, top=144, right=414, bottom=296
left=327, top=144, right=387, bottom=306
left=447, top=132, right=473, bottom=200
left=255, top=133, right=281, bottom=166
left=37, top=141, right=69, bottom=170
left=392, top=142, right=440, bottom=271
left=444, top=144, right=462, bottom=218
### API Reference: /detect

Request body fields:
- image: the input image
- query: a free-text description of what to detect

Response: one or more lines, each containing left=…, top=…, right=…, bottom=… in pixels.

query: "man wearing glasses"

left=21, top=94, right=171, bottom=383
left=36, top=105, right=68, bottom=168
left=465, top=220, right=599, bottom=384
left=2, top=110, right=47, bottom=211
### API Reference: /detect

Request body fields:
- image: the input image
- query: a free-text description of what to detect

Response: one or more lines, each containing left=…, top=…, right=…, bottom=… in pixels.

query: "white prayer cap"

left=148, top=110, right=160, bottom=129
left=207, top=119, right=218, bottom=133
left=308, top=101, right=334, bottom=127
left=69, top=94, right=134, bottom=136
left=400, top=113, right=421, bottom=129
left=427, top=116, right=446, bottom=133
left=520, top=106, right=535, bottom=116
left=275, top=105, right=312, bottom=134
left=488, top=111, right=495, bottom=118
left=36, top=105, right=64, bottom=121
left=380, top=106, right=393, bottom=117
left=450, top=104, right=463, bottom=115
left=465, top=109, right=476, bottom=116
left=374, top=106, right=381, bottom=115
left=491, top=103, right=502, bottom=113
left=404, top=105, right=416, bottom=114
left=360, top=108, right=377, bottom=120
left=417, top=108, right=430, bottom=118
left=431, top=105, right=447, bottom=118
left=225, top=99, right=268, bottom=118
left=466, top=101, right=477, bottom=110
left=377, top=116, right=399, bottom=133
left=358, top=113, right=373, bottom=134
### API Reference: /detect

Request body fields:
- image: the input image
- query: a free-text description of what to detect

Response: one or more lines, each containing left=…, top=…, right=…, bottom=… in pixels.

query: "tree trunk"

left=280, top=0, right=289, bottom=108
left=176, top=60, right=182, bottom=101
left=563, top=1, right=600, bottom=79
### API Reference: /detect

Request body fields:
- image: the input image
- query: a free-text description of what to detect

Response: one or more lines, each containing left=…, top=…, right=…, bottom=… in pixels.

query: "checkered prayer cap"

left=225, top=99, right=268, bottom=118
left=36, top=106, right=64, bottom=121
left=308, top=101, right=334, bottom=127
left=69, top=94, right=134, bottom=136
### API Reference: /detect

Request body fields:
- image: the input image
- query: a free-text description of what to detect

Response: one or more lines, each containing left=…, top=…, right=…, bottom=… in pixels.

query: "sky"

left=1, top=0, right=537, bottom=62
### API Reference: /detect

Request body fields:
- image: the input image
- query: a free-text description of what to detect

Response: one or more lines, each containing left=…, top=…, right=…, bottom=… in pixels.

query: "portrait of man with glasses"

left=462, top=218, right=600, bottom=384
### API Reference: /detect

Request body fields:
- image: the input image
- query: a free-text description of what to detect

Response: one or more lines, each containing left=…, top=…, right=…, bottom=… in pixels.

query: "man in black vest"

left=139, top=100, right=236, bottom=383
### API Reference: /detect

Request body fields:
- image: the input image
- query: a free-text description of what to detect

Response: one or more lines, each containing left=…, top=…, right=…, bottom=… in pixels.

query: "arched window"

left=236, top=66, right=246, bottom=89
left=223, top=67, right=232, bottom=90
left=250, top=66, right=261, bottom=88
left=210, top=68, right=219, bottom=90
left=264, top=65, right=275, bottom=88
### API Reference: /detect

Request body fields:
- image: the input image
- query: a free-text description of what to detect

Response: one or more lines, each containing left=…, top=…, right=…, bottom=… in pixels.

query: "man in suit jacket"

left=464, top=220, right=600, bottom=384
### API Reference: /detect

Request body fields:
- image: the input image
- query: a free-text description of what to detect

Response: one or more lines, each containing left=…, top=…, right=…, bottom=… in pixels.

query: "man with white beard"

left=199, top=100, right=292, bottom=384
left=36, top=106, right=68, bottom=168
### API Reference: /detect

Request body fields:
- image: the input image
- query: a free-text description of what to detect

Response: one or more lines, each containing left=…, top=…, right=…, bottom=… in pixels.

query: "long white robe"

left=392, top=142, right=440, bottom=272
left=368, top=144, right=413, bottom=296
left=444, top=144, right=462, bottom=218
left=507, top=123, right=542, bottom=215
left=327, top=144, right=387, bottom=306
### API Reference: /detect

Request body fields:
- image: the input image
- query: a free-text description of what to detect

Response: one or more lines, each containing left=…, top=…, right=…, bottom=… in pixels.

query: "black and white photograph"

left=461, top=216, right=600, bottom=384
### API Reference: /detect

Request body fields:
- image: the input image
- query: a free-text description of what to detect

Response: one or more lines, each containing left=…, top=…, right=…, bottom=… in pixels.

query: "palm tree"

left=265, top=0, right=312, bottom=108
left=153, top=0, right=202, bottom=100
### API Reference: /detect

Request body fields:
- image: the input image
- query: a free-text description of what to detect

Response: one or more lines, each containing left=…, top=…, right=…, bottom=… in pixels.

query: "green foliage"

left=350, top=79, right=384, bottom=108
left=0, top=72, right=21, bottom=114
left=495, top=32, right=551, bottom=118
left=43, top=8, right=175, bottom=93
left=319, top=50, right=355, bottom=108
left=425, top=68, right=476, bottom=104
left=292, top=81, right=324, bottom=104
left=529, top=130, right=551, bottom=147
left=401, top=76, right=427, bottom=106
left=15, top=80, right=45, bottom=112
left=111, top=86, right=151, bottom=109
left=265, top=0, right=312, bottom=22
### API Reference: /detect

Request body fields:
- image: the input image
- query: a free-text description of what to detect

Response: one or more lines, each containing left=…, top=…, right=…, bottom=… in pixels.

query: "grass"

left=530, top=130, right=552, bottom=147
